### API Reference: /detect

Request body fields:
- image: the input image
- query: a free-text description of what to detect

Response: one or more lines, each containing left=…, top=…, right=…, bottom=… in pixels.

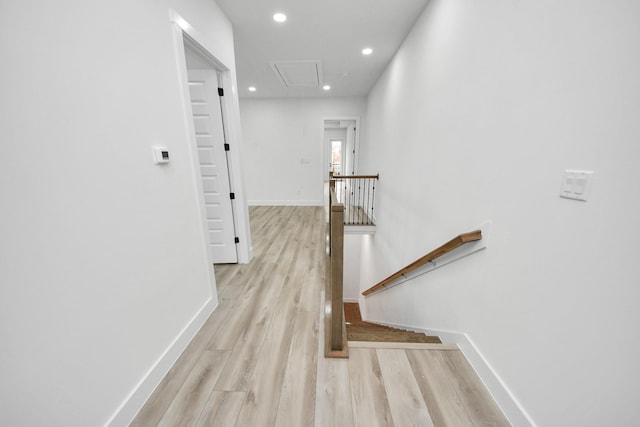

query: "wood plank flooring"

left=131, top=206, right=510, bottom=427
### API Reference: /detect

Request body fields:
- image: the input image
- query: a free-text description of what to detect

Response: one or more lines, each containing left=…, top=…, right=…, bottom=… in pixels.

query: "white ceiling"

left=215, top=0, right=429, bottom=99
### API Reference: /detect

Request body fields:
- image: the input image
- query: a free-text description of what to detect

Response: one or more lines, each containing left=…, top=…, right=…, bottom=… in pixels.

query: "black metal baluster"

left=371, top=177, right=376, bottom=225
left=366, top=178, right=371, bottom=224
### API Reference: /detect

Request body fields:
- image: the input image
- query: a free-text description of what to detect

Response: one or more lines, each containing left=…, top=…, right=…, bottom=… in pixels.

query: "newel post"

left=330, top=200, right=344, bottom=351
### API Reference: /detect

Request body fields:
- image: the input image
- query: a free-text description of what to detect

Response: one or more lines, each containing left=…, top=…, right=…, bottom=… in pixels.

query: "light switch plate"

left=560, top=170, right=594, bottom=201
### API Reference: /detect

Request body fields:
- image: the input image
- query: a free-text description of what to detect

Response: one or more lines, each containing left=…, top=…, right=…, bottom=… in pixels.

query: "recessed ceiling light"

left=273, top=13, right=287, bottom=23
left=248, top=86, right=257, bottom=92
left=362, top=48, right=373, bottom=55
left=323, top=85, right=331, bottom=91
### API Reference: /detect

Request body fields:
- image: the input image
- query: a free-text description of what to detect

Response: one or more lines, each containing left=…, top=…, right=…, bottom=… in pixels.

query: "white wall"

left=359, top=1, right=640, bottom=426
left=0, top=1, right=242, bottom=426
left=343, top=234, right=363, bottom=301
left=240, top=97, right=366, bottom=205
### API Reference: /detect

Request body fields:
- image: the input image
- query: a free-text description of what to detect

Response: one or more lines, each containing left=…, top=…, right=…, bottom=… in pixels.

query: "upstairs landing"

left=339, top=302, right=511, bottom=426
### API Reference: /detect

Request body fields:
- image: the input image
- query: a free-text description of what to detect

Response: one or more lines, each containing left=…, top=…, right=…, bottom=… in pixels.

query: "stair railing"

left=325, top=186, right=348, bottom=358
left=330, top=174, right=379, bottom=225
left=362, top=230, right=483, bottom=296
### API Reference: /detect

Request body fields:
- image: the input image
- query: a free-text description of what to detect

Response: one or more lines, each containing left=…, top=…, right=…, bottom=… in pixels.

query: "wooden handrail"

left=332, top=174, right=379, bottom=180
left=362, top=230, right=482, bottom=296
left=328, top=187, right=339, bottom=251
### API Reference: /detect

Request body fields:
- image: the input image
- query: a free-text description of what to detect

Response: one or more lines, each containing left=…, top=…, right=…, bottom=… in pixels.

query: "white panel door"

left=188, top=69, right=237, bottom=263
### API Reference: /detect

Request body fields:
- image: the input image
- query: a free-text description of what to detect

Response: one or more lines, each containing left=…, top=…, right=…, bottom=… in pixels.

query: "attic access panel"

left=270, top=60, right=323, bottom=88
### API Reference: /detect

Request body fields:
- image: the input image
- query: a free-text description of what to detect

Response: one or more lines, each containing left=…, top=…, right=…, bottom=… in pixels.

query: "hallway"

left=131, top=206, right=509, bottom=426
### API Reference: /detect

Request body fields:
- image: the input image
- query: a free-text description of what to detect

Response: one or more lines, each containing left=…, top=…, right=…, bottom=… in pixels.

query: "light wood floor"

left=131, top=206, right=510, bottom=426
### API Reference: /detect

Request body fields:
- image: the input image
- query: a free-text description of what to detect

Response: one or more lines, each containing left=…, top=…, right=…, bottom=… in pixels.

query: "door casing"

left=170, top=11, right=254, bottom=281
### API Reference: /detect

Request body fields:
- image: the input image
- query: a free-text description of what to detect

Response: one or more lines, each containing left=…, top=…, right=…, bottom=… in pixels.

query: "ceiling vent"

left=270, top=60, right=323, bottom=88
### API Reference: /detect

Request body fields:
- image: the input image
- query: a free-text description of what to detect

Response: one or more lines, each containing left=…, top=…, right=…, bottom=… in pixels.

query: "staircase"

left=344, top=303, right=442, bottom=344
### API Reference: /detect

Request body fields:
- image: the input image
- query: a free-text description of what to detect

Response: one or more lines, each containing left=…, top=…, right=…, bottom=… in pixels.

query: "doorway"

left=330, top=138, right=345, bottom=176
left=184, top=42, right=238, bottom=264
left=323, top=117, right=360, bottom=181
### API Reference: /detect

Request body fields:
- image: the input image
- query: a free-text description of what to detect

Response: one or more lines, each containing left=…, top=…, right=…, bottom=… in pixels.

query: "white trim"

left=343, top=297, right=360, bottom=303
left=352, top=118, right=361, bottom=174
left=169, top=12, right=219, bottom=302
left=216, top=66, right=253, bottom=264
left=169, top=9, right=252, bottom=265
left=322, top=116, right=361, bottom=180
left=216, top=71, right=241, bottom=263
left=105, top=298, right=217, bottom=427
left=361, top=318, right=537, bottom=427
left=248, top=199, right=323, bottom=206
left=345, top=225, right=376, bottom=235
left=169, top=10, right=218, bottom=62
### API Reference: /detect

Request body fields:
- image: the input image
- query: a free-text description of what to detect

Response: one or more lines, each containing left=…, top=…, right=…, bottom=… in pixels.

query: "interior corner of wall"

left=105, top=297, right=217, bottom=427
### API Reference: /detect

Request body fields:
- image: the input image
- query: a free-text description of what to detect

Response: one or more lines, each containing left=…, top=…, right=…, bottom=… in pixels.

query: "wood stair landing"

left=344, top=303, right=442, bottom=344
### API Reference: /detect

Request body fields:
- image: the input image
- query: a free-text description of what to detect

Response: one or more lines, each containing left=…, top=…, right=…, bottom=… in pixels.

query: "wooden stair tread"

left=343, top=302, right=442, bottom=344
left=346, top=328, right=434, bottom=337
left=347, top=331, right=442, bottom=343
left=348, top=341, right=457, bottom=350
left=346, top=322, right=410, bottom=330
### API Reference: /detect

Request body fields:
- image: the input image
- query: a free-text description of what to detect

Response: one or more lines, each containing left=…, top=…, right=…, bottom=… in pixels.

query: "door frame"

left=322, top=116, right=361, bottom=182
left=187, top=67, right=238, bottom=263
left=170, top=11, right=253, bottom=278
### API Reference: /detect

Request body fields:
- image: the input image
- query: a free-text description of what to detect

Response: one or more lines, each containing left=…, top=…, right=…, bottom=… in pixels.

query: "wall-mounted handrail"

left=362, top=230, right=482, bottom=296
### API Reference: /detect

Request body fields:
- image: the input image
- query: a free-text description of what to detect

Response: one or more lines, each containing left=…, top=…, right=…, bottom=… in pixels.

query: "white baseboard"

left=343, top=298, right=359, bottom=303
left=363, top=319, right=536, bottom=427
left=105, top=297, right=217, bottom=427
left=248, top=200, right=322, bottom=206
